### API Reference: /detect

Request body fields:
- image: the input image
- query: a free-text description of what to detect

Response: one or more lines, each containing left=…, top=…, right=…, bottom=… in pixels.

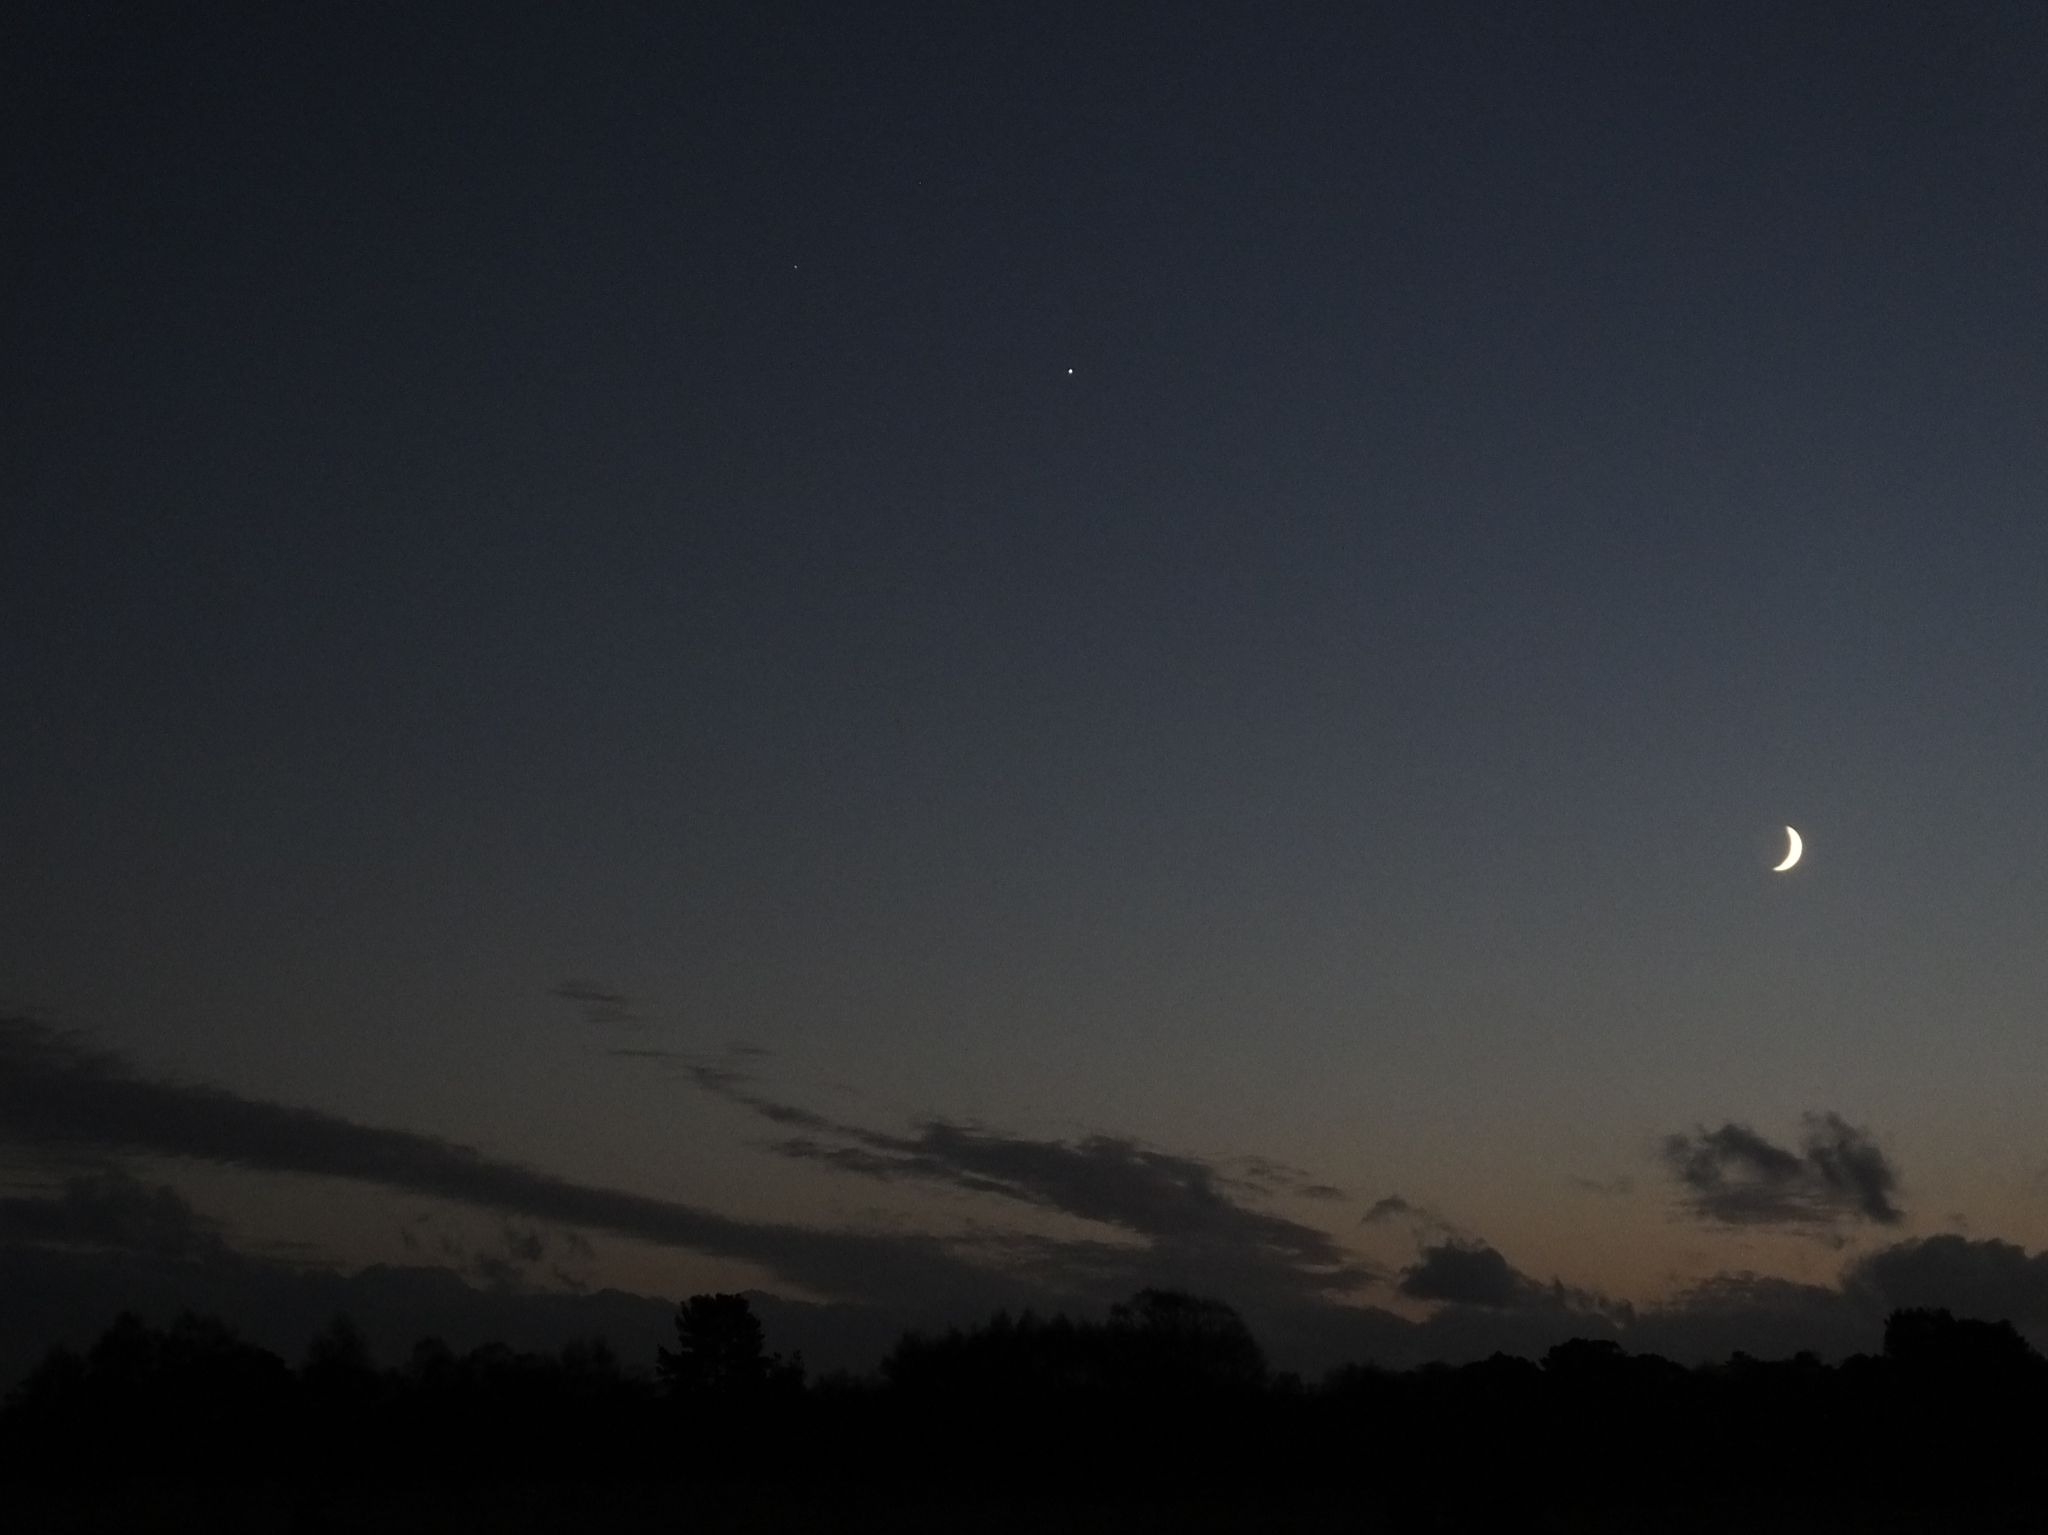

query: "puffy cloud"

left=1395, top=1240, right=1628, bottom=1336
left=1398, top=1242, right=1532, bottom=1308
left=1845, top=1235, right=2048, bottom=1331
left=1662, top=1113, right=1902, bottom=1228
left=1627, top=1272, right=1879, bottom=1363
left=1627, top=1239, right=2048, bottom=1366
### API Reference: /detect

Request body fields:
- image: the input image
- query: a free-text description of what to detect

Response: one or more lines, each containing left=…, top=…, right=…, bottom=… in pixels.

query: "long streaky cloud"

left=0, top=1017, right=1376, bottom=1319
left=0, top=1018, right=1015, bottom=1308
left=671, top=1058, right=1372, bottom=1293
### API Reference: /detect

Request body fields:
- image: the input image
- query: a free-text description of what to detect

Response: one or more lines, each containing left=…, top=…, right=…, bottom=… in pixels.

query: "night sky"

left=7, top=2, right=2048, bottom=1377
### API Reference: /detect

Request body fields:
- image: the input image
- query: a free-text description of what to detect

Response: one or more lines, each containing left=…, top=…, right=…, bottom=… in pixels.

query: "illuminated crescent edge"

left=1772, top=825, right=1803, bottom=872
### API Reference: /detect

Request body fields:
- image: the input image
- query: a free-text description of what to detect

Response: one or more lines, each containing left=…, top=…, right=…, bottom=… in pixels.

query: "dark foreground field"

left=13, top=1484, right=2048, bottom=1535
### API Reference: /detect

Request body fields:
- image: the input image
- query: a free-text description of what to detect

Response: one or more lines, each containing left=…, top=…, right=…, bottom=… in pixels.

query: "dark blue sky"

left=6, top=2, right=2048, bottom=1368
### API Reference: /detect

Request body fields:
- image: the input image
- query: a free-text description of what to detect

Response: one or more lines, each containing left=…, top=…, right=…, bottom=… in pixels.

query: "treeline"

left=4, top=1290, right=2045, bottom=1512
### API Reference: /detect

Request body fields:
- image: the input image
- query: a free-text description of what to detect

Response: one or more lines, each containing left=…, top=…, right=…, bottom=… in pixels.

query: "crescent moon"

left=1772, top=826, right=1803, bottom=872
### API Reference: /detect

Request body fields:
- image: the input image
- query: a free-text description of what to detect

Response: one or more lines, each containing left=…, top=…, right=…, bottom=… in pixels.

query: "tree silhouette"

left=302, top=1313, right=374, bottom=1383
left=1107, top=1288, right=1267, bottom=1392
left=1883, top=1306, right=2043, bottom=1378
left=655, top=1292, right=801, bottom=1398
left=9, top=1294, right=2048, bottom=1514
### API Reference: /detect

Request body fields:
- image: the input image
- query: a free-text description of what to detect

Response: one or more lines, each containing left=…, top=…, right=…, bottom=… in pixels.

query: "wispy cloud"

left=1570, top=1175, right=1634, bottom=1198
left=550, top=980, right=638, bottom=1027
left=1234, top=1155, right=1346, bottom=1202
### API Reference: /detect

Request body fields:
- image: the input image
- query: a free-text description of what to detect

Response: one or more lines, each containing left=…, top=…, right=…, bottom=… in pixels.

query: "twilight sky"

left=7, top=2, right=2048, bottom=1377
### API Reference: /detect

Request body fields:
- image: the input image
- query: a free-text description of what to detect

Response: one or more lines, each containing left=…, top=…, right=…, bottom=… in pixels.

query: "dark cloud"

left=39, top=1018, right=2041, bottom=1380
left=771, top=1136, right=1019, bottom=1198
left=668, top=1058, right=853, bottom=1133
left=0, top=1222, right=900, bottom=1387
left=1802, top=1114, right=1904, bottom=1224
left=250, top=1237, right=328, bottom=1270
left=0, top=1017, right=1370, bottom=1336
left=1234, top=1156, right=1343, bottom=1202
left=1413, top=1294, right=1625, bottom=1365
left=1845, top=1235, right=2048, bottom=1332
left=609, top=1044, right=778, bottom=1074
left=1360, top=1193, right=1463, bottom=1243
left=467, top=1222, right=549, bottom=1286
left=10, top=1156, right=2048, bottom=1386
left=1390, top=1235, right=1635, bottom=1357
left=674, top=1051, right=1376, bottom=1315
left=1662, top=1113, right=1903, bottom=1228
left=719, top=1091, right=841, bottom=1133
left=0, top=1237, right=679, bottom=1393
left=863, top=1123, right=1365, bottom=1274
left=798, top=1119, right=1368, bottom=1291
left=675, top=1054, right=1369, bottom=1292
left=398, top=1215, right=587, bottom=1294
left=1398, top=1242, right=1533, bottom=1308
left=1363, top=1195, right=1420, bottom=1224
left=1235, top=1155, right=1310, bottom=1186
left=549, top=980, right=638, bottom=1027
left=678, top=1060, right=748, bottom=1092
left=0, top=1016, right=1037, bottom=1312
left=470, top=1253, right=524, bottom=1290
left=0, top=1167, right=232, bottom=1264
left=1625, top=1239, right=2048, bottom=1367
left=1628, top=1272, right=1878, bottom=1363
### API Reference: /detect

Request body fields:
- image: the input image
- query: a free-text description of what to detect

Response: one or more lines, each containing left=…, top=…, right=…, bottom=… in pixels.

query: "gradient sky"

left=7, top=2, right=2048, bottom=1373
